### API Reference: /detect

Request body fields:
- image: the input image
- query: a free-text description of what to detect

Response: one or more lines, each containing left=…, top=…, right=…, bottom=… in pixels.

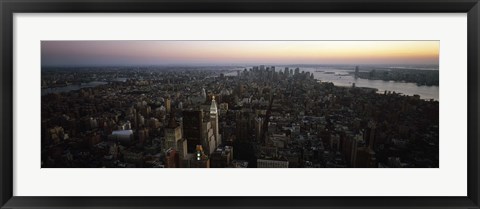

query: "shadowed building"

left=164, top=112, right=182, bottom=151
left=190, top=145, right=210, bottom=168
left=182, top=110, right=203, bottom=153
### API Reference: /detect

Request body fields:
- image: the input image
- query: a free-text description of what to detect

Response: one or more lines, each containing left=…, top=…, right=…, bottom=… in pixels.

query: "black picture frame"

left=1, top=0, right=479, bottom=208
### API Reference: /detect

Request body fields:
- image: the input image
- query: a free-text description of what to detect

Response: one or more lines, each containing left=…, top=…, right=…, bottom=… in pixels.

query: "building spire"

left=210, top=95, right=220, bottom=148
left=210, top=95, right=218, bottom=114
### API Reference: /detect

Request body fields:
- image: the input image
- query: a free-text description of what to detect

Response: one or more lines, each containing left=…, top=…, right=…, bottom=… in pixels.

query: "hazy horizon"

left=41, top=41, right=440, bottom=67
left=41, top=63, right=440, bottom=69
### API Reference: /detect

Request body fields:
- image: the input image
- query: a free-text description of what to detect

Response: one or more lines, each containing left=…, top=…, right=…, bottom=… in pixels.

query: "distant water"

left=42, top=81, right=108, bottom=96
left=226, top=67, right=439, bottom=101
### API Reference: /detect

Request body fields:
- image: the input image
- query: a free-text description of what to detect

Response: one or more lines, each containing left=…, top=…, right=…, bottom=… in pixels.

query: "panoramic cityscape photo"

left=41, top=41, right=439, bottom=168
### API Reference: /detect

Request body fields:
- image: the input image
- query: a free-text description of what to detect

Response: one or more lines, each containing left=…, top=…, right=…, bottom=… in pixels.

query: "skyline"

left=41, top=41, right=440, bottom=67
left=41, top=65, right=439, bottom=168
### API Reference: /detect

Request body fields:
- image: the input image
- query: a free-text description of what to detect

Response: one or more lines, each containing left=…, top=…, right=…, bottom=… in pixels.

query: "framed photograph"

left=1, top=0, right=479, bottom=208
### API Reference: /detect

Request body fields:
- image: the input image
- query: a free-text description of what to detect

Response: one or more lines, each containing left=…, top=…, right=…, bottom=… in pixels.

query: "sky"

left=41, top=41, right=440, bottom=67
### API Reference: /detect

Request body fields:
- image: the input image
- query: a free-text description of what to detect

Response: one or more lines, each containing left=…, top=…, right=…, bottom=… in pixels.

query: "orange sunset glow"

left=41, top=41, right=439, bottom=66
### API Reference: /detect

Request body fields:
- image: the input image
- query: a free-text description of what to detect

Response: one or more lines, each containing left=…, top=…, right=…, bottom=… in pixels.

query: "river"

left=226, top=67, right=439, bottom=101
left=41, top=81, right=108, bottom=96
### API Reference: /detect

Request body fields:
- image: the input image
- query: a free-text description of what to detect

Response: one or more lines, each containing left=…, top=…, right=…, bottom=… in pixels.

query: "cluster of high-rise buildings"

left=41, top=65, right=439, bottom=168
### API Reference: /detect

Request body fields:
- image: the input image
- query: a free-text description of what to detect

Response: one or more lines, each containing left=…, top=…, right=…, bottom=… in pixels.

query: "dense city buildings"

left=41, top=65, right=439, bottom=168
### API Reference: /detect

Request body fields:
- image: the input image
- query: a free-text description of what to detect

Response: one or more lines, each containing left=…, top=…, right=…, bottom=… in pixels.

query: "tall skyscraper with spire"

left=210, top=96, right=221, bottom=147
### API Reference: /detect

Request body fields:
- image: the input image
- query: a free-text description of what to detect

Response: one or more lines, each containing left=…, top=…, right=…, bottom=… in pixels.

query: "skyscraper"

left=164, top=113, right=182, bottom=150
left=165, top=97, right=171, bottom=113
left=210, top=96, right=221, bottom=146
left=165, top=148, right=179, bottom=168
left=182, top=110, right=203, bottom=153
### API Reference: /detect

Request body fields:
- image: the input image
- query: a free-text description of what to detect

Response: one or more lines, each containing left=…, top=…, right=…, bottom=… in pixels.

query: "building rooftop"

left=112, top=130, right=133, bottom=136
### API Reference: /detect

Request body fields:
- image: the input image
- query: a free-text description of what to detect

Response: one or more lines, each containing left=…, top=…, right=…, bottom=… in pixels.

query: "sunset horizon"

left=41, top=41, right=440, bottom=67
